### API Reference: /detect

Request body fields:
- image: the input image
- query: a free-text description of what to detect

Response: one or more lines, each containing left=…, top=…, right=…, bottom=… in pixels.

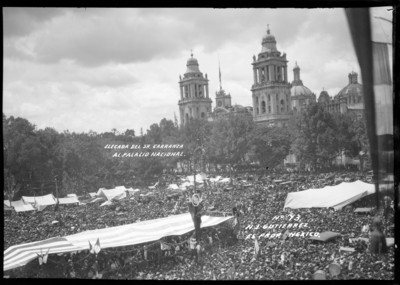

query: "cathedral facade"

left=177, top=29, right=364, bottom=129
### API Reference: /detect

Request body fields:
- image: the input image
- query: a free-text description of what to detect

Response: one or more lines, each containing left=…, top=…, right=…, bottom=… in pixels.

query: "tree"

left=249, top=124, right=292, bottom=169
left=334, top=113, right=369, bottom=171
left=146, top=123, right=162, bottom=144
left=206, top=113, right=255, bottom=170
left=290, top=103, right=339, bottom=170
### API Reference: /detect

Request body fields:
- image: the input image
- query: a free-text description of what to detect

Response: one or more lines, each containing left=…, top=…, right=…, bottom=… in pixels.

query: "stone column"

left=180, top=85, right=183, bottom=99
left=252, top=96, right=256, bottom=116
left=284, top=66, right=288, bottom=83
left=271, top=93, right=275, bottom=114
left=259, top=96, right=263, bottom=114
left=270, top=65, right=274, bottom=82
left=206, top=84, right=209, bottom=98
left=253, top=69, right=257, bottom=84
left=264, top=66, right=268, bottom=82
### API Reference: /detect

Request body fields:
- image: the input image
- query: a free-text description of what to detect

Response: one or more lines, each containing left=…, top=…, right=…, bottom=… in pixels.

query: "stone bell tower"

left=251, top=26, right=292, bottom=126
left=178, top=51, right=212, bottom=126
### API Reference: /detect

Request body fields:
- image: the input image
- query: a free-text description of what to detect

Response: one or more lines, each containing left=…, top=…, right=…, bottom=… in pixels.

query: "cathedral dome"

left=290, top=62, right=313, bottom=97
left=318, top=90, right=330, bottom=104
left=261, top=27, right=278, bottom=53
left=335, top=71, right=363, bottom=103
left=262, top=31, right=276, bottom=43
left=337, top=72, right=363, bottom=96
left=185, top=52, right=201, bottom=73
left=291, top=85, right=313, bottom=97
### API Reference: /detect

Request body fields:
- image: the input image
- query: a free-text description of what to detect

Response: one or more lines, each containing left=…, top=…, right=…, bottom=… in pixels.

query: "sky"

left=3, top=7, right=393, bottom=135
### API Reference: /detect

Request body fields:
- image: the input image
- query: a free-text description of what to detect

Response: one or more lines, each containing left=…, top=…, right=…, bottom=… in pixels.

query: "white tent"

left=100, top=200, right=113, bottom=207
left=97, top=188, right=127, bottom=201
left=187, top=174, right=204, bottom=183
left=114, top=186, right=127, bottom=191
left=11, top=200, right=35, bottom=212
left=22, top=194, right=57, bottom=207
left=125, top=188, right=140, bottom=195
left=219, top=177, right=231, bottom=183
left=4, top=200, right=12, bottom=211
left=148, top=182, right=159, bottom=190
left=283, top=180, right=375, bottom=210
left=180, top=181, right=193, bottom=190
left=209, top=176, right=222, bottom=183
left=168, top=184, right=180, bottom=190
left=58, top=196, right=80, bottom=205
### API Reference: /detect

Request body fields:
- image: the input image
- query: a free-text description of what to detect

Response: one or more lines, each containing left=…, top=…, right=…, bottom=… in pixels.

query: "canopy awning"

left=284, top=180, right=375, bottom=210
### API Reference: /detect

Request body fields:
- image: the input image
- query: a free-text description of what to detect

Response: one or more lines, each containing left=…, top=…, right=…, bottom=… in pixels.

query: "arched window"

left=280, top=99, right=285, bottom=113
left=201, top=112, right=205, bottom=118
left=268, top=105, right=271, bottom=113
left=186, top=113, right=189, bottom=122
left=261, top=101, right=266, bottom=113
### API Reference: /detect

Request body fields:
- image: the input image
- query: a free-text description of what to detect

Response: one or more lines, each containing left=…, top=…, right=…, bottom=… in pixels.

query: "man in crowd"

left=369, top=216, right=388, bottom=255
left=188, top=189, right=204, bottom=242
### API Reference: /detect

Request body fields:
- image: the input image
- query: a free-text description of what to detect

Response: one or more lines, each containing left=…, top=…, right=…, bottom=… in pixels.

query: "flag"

left=254, top=237, right=260, bottom=257
left=33, top=196, right=38, bottom=211
left=218, top=57, right=222, bottom=90
left=282, top=230, right=289, bottom=241
left=345, top=7, right=393, bottom=209
left=233, top=217, right=238, bottom=227
left=160, top=242, right=171, bottom=251
left=4, top=213, right=233, bottom=271
left=89, top=238, right=101, bottom=255
left=36, top=248, right=50, bottom=265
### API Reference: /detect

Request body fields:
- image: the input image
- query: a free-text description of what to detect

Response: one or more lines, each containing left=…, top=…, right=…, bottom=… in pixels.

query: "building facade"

left=251, top=28, right=292, bottom=126
left=178, top=53, right=212, bottom=126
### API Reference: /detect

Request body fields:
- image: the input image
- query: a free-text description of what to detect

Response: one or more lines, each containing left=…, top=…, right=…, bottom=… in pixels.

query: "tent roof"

left=354, top=207, right=374, bottom=213
left=22, top=194, right=56, bottom=206
left=97, top=188, right=127, bottom=201
left=11, top=200, right=35, bottom=212
left=4, top=213, right=233, bottom=271
left=58, top=197, right=80, bottom=205
left=283, top=180, right=375, bottom=210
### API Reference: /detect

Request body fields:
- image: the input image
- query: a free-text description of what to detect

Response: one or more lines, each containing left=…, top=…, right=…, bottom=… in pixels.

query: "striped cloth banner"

left=4, top=213, right=233, bottom=271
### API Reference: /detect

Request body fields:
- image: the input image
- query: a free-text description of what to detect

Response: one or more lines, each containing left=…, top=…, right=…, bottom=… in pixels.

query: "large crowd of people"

left=3, top=170, right=395, bottom=280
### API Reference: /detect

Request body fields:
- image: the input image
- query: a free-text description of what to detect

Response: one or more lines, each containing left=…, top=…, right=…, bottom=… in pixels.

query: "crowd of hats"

left=4, top=169, right=395, bottom=280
